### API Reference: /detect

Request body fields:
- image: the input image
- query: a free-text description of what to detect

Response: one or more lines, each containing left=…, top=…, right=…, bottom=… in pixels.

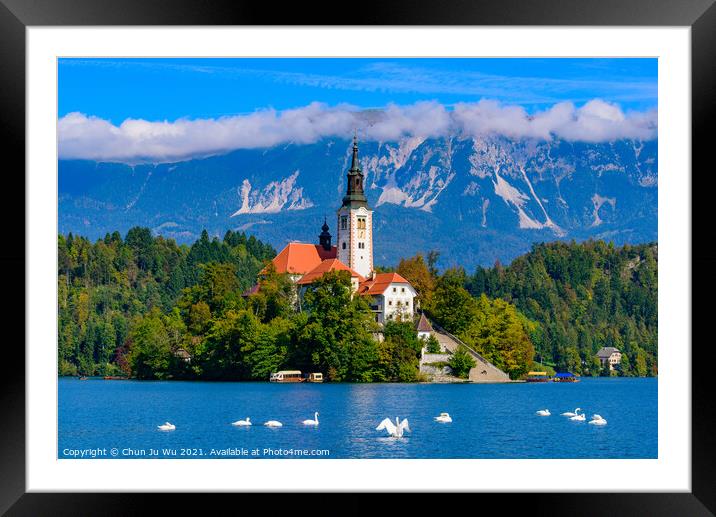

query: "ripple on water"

left=58, top=378, right=657, bottom=459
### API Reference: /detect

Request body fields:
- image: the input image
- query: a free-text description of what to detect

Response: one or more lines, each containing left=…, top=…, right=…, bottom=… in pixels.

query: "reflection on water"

left=58, top=377, right=657, bottom=459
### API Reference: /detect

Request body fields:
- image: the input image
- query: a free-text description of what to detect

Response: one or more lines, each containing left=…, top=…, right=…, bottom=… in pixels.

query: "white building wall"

left=382, top=283, right=417, bottom=321
left=336, top=206, right=373, bottom=278
left=337, top=207, right=350, bottom=266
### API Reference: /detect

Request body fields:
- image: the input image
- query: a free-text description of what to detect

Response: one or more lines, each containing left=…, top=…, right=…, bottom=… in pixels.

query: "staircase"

left=430, top=323, right=511, bottom=383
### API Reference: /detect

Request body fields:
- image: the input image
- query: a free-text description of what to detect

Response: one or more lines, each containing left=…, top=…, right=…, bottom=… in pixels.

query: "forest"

left=58, top=228, right=657, bottom=381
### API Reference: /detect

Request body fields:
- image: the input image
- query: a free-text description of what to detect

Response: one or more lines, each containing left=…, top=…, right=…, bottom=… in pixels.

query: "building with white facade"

left=596, top=347, right=623, bottom=370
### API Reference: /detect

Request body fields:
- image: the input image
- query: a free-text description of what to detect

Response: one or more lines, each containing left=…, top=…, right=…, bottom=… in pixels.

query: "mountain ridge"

left=58, top=135, right=657, bottom=269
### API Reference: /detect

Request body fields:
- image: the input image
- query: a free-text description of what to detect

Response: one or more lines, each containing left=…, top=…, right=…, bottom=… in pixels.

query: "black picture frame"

left=1, top=0, right=714, bottom=514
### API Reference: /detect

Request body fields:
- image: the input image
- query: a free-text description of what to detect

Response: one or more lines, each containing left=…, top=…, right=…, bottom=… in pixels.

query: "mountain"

left=58, top=136, right=657, bottom=270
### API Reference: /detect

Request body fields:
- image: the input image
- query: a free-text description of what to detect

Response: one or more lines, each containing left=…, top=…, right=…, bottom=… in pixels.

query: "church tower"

left=336, top=136, right=373, bottom=278
left=319, top=217, right=332, bottom=251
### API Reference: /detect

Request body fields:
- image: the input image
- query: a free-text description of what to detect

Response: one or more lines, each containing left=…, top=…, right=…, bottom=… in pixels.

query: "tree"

left=426, top=334, right=441, bottom=354
left=294, top=270, right=379, bottom=382
left=250, top=263, right=295, bottom=322
left=127, top=308, right=172, bottom=380
left=456, top=295, right=535, bottom=379
left=448, top=346, right=476, bottom=379
left=618, top=352, right=632, bottom=377
left=430, top=269, right=475, bottom=335
left=377, top=320, right=423, bottom=382
left=397, top=254, right=435, bottom=311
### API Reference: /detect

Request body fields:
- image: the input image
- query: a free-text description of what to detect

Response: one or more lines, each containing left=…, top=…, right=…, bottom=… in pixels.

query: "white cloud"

left=58, top=99, right=657, bottom=163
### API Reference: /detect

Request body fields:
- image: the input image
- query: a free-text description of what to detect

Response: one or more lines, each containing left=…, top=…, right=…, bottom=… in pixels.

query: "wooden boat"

left=269, top=370, right=304, bottom=383
left=525, top=371, right=549, bottom=383
left=103, top=375, right=128, bottom=380
left=553, top=372, right=579, bottom=382
left=305, top=372, right=324, bottom=383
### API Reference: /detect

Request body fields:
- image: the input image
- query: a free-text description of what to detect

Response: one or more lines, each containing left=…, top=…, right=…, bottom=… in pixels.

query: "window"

left=358, top=242, right=364, bottom=249
left=392, top=287, right=396, bottom=293
left=401, top=287, right=405, bottom=293
left=342, top=242, right=346, bottom=249
left=340, top=216, right=347, bottom=230
left=357, top=217, right=366, bottom=229
left=388, top=300, right=392, bottom=306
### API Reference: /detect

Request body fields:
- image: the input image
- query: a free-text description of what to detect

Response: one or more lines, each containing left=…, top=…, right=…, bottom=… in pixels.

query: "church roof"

left=296, top=258, right=365, bottom=285
left=342, top=135, right=368, bottom=209
left=358, top=272, right=412, bottom=295
left=261, top=242, right=337, bottom=276
left=416, top=313, right=433, bottom=332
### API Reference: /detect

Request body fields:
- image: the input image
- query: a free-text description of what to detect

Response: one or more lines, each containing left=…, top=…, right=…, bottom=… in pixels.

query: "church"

left=250, top=136, right=417, bottom=324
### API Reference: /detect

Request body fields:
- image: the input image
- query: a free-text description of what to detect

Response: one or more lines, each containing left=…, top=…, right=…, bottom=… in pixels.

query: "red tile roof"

left=297, top=258, right=365, bottom=285
left=261, top=242, right=337, bottom=276
left=358, top=272, right=411, bottom=296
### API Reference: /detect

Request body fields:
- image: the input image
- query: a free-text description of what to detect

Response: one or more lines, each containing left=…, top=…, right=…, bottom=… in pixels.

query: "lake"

left=58, top=377, right=657, bottom=459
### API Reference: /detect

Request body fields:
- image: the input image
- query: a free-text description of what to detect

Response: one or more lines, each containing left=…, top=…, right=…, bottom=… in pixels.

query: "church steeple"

left=319, top=217, right=332, bottom=251
left=342, top=135, right=368, bottom=209
left=336, top=134, right=373, bottom=278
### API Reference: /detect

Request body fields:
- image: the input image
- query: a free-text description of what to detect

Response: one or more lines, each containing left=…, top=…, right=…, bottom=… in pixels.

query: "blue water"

left=58, top=377, right=657, bottom=459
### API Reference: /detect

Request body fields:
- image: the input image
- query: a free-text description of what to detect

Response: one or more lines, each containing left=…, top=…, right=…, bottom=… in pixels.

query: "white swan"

left=536, top=409, right=551, bottom=416
left=589, top=414, right=608, bottom=425
left=570, top=409, right=586, bottom=421
left=232, top=417, right=251, bottom=426
left=264, top=420, right=283, bottom=427
left=157, top=422, right=175, bottom=431
left=302, top=412, right=319, bottom=426
left=376, top=417, right=411, bottom=437
left=434, top=412, right=452, bottom=423
left=561, top=407, right=581, bottom=417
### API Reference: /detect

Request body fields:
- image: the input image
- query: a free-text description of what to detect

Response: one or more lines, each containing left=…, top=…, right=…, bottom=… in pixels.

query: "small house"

left=596, top=347, right=622, bottom=370
left=174, top=348, right=191, bottom=364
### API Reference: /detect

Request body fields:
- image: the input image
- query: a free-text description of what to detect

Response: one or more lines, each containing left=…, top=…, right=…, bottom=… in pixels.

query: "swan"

left=434, top=412, right=452, bottom=423
left=376, top=417, right=411, bottom=438
left=157, top=422, right=175, bottom=431
left=232, top=417, right=251, bottom=426
left=264, top=420, right=283, bottom=427
left=536, top=409, right=551, bottom=416
left=589, top=414, right=608, bottom=425
left=302, top=412, right=319, bottom=426
left=561, top=407, right=581, bottom=417
left=570, top=409, right=586, bottom=421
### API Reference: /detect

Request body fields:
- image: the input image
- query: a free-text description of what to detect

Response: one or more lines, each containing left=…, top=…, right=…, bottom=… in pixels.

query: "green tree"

left=295, top=270, right=379, bottom=381
left=448, top=346, right=476, bottom=379
left=127, top=308, right=172, bottom=379
left=426, top=334, right=441, bottom=354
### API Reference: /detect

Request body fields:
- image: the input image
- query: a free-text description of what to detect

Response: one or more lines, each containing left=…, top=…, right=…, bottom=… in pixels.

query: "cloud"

left=58, top=99, right=657, bottom=163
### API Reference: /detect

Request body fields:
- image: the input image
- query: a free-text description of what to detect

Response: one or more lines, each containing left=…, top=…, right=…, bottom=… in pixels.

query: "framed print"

left=2, top=0, right=715, bottom=514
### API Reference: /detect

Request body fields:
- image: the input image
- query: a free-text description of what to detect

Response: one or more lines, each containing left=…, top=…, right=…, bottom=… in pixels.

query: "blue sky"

left=59, top=58, right=657, bottom=123
left=58, top=58, right=658, bottom=162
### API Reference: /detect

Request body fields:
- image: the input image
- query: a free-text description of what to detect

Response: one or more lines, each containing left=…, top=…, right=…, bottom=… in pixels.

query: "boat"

left=103, top=375, right=128, bottom=380
left=78, top=376, right=89, bottom=381
left=553, top=372, right=580, bottom=383
left=525, top=371, right=550, bottom=382
left=304, top=372, right=324, bottom=383
left=269, top=370, right=304, bottom=383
